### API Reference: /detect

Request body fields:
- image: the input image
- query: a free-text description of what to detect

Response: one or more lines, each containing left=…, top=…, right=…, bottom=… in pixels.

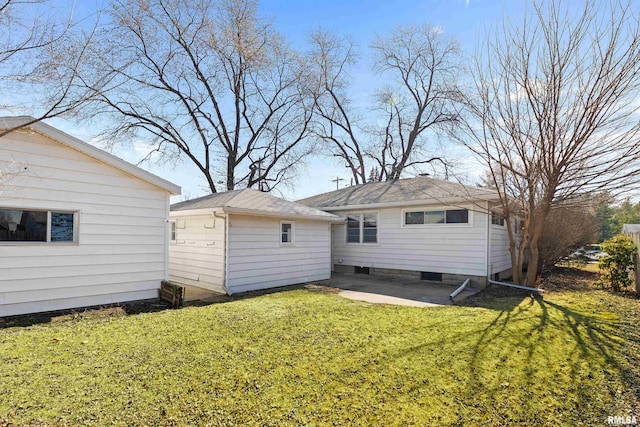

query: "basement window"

left=421, top=271, right=443, bottom=282
left=0, top=209, right=77, bottom=243
left=354, top=266, right=370, bottom=275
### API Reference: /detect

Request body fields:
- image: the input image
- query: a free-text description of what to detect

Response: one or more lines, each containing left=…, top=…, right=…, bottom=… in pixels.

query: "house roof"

left=297, top=176, right=500, bottom=210
left=171, top=188, right=342, bottom=221
left=623, top=224, right=640, bottom=233
left=0, top=116, right=181, bottom=195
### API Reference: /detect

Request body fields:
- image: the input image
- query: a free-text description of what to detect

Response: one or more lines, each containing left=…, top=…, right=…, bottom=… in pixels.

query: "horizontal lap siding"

left=0, top=131, right=170, bottom=315
left=226, top=215, right=331, bottom=293
left=490, top=222, right=513, bottom=274
left=168, top=214, right=225, bottom=293
left=332, top=205, right=489, bottom=276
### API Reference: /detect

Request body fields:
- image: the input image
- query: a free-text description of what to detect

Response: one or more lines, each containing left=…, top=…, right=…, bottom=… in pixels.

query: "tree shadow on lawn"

left=387, top=266, right=640, bottom=422
left=460, top=292, right=639, bottom=421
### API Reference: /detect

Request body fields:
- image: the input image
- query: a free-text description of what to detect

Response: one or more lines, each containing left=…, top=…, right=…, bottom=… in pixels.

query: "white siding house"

left=299, top=177, right=517, bottom=286
left=169, top=189, right=339, bottom=294
left=0, top=117, right=180, bottom=316
left=622, top=224, right=640, bottom=292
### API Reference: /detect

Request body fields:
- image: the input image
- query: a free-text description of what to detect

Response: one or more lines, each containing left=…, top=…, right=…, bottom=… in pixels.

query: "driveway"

left=321, top=273, right=480, bottom=307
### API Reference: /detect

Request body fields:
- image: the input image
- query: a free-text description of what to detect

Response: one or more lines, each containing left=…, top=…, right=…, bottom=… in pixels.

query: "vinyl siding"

left=168, top=214, right=226, bottom=293
left=331, top=204, right=490, bottom=277
left=0, top=130, right=170, bottom=316
left=225, top=215, right=331, bottom=293
left=489, top=221, right=512, bottom=275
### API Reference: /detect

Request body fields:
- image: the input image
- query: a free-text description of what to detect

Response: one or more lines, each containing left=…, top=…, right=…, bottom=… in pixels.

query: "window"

left=421, top=271, right=443, bottom=282
left=347, top=214, right=361, bottom=243
left=281, top=221, right=294, bottom=245
left=346, top=213, right=377, bottom=244
left=404, top=209, right=469, bottom=225
left=0, top=209, right=76, bottom=243
left=170, top=221, right=176, bottom=242
left=491, top=212, right=505, bottom=226
left=362, top=214, right=377, bottom=243
left=354, top=266, right=370, bottom=275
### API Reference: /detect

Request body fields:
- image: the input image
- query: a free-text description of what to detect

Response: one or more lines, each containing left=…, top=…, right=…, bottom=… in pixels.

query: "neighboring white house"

left=0, top=117, right=180, bottom=316
left=622, top=224, right=640, bottom=292
left=298, top=176, right=517, bottom=287
left=169, top=189, right=341, bottom=294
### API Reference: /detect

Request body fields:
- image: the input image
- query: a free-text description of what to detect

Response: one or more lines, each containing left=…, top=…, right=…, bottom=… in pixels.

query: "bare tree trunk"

left=455, top=0, right=640, bottom=286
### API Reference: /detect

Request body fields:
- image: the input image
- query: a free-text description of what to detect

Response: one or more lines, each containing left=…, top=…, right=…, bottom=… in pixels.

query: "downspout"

left=485, top=201, right=492, bottom=283
left=213, top=211, right=231, bottom=295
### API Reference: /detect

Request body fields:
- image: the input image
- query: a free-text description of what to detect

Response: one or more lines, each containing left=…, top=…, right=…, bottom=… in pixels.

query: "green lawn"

left=1, top=269, right=639, bottom=426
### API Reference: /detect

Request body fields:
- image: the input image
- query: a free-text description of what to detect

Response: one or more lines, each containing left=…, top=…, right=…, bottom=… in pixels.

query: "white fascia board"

left=0, top=117, right=181, bottom=195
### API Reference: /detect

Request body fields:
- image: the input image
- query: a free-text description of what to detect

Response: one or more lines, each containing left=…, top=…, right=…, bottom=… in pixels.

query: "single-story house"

left=297, top=176, right=517, bottom=287
left=168, top=189, right=341, bottom=294
left=0, top=116, right=180, bottom=317
left=622, top=224, right=640, bottom=292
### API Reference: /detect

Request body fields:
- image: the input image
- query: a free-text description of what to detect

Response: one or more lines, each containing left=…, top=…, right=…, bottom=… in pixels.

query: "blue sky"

left=48, top=0, right=528, bottom=201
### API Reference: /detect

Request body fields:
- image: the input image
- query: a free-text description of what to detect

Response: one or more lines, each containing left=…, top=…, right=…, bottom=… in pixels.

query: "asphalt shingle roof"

left=171, top=188, right=340, bottom=221
left=297, top=177, right=500, bottom=209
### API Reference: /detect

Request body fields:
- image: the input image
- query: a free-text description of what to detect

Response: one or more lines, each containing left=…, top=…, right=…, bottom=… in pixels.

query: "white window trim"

left=0, top=207, right=79, bottom=246
left=345, top=212, right=380, bottom=245
left=401, top=207, right=473, bottom=228
left=491, top=211, right=506, bottom=228
left=280, top=220, right=295, bottom=246
left=169, top=220, right=177, bottom=244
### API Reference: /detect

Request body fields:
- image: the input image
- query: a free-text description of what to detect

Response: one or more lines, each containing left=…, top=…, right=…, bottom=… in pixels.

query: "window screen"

left=281, top=222, right=293, bottom=243
left=445, top=209, right=469, bottom=224
left=347, top=215, right=360, bottom=243
left=362, top=214, right=377, bottom=243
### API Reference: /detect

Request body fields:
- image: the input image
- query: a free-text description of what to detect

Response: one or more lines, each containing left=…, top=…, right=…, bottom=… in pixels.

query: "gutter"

left=311, top=196, right=501, bottom=212
left=213, top=211, right=232, bottom=296
left=221, top=206, right=343, bottom=222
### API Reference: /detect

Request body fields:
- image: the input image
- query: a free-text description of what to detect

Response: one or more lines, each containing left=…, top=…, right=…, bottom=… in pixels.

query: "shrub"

left=598, top=235, right=637, bottom=292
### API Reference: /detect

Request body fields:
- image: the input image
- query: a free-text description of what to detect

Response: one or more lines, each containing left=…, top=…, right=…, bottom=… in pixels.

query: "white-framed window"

left=403, top=208, right=470, bottom=226
left=346, top=212, right=378, bottom=244
left=280, top=221, right=295, bottom=245
left=0, top=208, right=78, bottom=243
left=491, top=212, right=505, bottom=226
left=170, top=220, right=176, bottom=242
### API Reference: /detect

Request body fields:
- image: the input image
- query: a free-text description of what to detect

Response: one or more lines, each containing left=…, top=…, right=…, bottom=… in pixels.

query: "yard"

left=1, top=268, right=639, bottom=426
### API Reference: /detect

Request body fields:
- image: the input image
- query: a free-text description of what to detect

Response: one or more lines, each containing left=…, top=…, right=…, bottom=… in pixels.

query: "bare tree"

left=538, top=204, right=599, bottom=273
left=306, top=29, right=368, bottom=184
left=0, top=0, right=94, bottom=137
left=74, top=0, right=313, bottom=193
left=307, top=24, right=462, bottom=184
left=456, top=0, right=640, bottom=286
left=369, top=24, right=462, bottom=181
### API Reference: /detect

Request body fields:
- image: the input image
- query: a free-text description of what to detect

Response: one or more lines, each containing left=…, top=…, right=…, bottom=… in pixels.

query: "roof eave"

left=222, top=206, right=343, bottom=222
left=1, top=117, right=181, bottom=195
left=311, top=195, right=501, bottom=212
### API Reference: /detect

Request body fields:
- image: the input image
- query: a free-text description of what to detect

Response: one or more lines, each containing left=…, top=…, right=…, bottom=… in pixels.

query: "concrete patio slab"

left=322, top=272, right=480, bottom=307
